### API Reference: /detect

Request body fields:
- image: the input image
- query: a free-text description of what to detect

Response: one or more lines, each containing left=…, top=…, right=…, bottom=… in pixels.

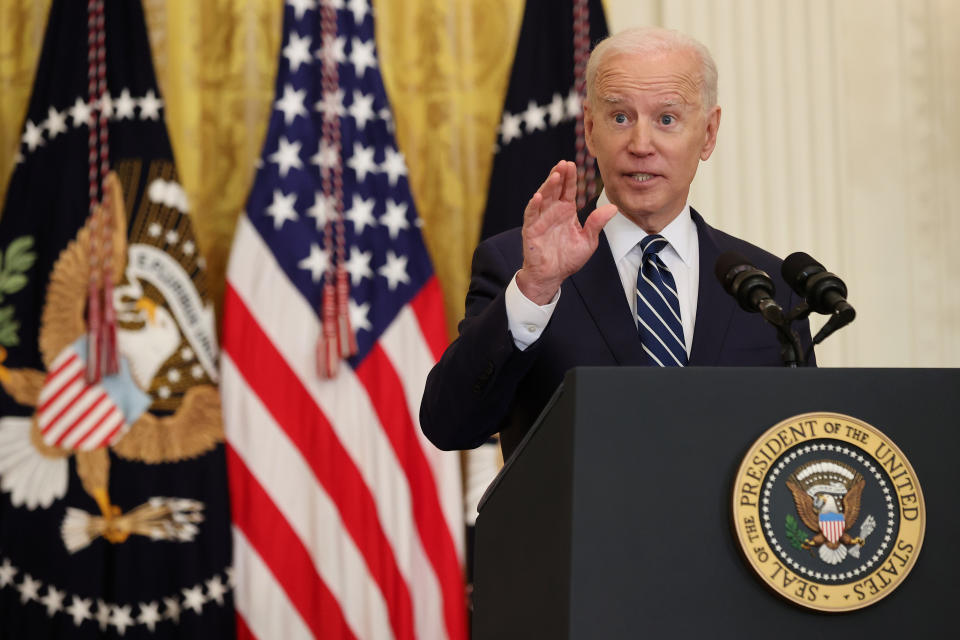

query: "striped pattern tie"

left=636, top=234, right=687, bottom=366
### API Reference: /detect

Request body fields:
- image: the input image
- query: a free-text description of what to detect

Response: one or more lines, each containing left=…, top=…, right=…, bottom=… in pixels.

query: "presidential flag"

left=480, top=0, right=608, bottom=240
left=222, top=1, right=466, bottom=638
left=0, top=0, right=233, bottom=638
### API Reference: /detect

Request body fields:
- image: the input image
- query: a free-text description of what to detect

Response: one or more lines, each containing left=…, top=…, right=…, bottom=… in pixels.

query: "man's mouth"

left=627, top=172, right=658, bottom=183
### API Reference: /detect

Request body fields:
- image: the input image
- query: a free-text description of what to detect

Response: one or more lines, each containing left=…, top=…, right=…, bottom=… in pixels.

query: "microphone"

left=714, top=251, right=784, bottom=326
left=781, top=252, right=855, bottom=324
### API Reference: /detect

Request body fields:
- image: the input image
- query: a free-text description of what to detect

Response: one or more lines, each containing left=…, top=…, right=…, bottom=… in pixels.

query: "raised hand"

left=516, top=161, right=617, bottom=304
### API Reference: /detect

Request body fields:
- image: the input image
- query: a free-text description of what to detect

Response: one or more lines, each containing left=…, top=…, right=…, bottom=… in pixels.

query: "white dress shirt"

left=505, top=190, right=700, bottom=353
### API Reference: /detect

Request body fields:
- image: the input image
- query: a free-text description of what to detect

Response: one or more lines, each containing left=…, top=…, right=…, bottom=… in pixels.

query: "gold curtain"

left=0, top=0, right=525, bottom=338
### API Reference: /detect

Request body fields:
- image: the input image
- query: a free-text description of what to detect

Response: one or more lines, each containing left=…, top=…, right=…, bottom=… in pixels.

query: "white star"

left=565, top=88, right=581, bottom=120
left=165, top=229, right=179, bottom=244
left=346, top=141, right=377, bottom=181
left=95, top=599, right=112, bottom=631
left=380, top=199, right=409, bottom=239
left=499, top=111, right=522, bottom=144
left=310, top=140, right=338, bottom=170
left=298, top=243, right=330, bottom=283
left=547, top=92, right=565, bottom=125
left=180, top=346, right=194, bottom=360
left=182, top=239, right=195, bottom=255
left=182, top=585, right=205, bottom=614
left=17, top=573, right=41, bottom=603
left=347, top=0, right=369, bottom=25
left=268, top=136, right=304, bottom=177
left=163, top=596, right=181, bottom=623
left=110, top=604, right=135, bottom=634
left=137, top=601, right=162, bottom=632
left=66, top=595, right=93, bottom=626
left=318, top=35, right=346, bottom=65
left=139, top=89, right=162, bottom=120
left=283, top=32, right=313, bottom=73
left=315, top=88, right=345, bottom=119
left=265, top=189, right=298, bottom=230
left=40, top=585, right=65, bottom=616
left=345, top=194, right=376, bottom=233
left=21, top=120, right=44, bottom=151
left=348, top=90, right=376, bottom=130
left=275, top=84, right=307, bottom=125
left=167, top=369, right=181, bottom=382
left=287, top=0, right=316, bottom=20
left=307, top=191, right=336, bottom=230
left=114, top=89, right=137, bottom=120
left=523, top=100, right=547, bottom=132
left=205, top=576, right=229, bottom=606
left=158, top=386, right=171, bottom=399
left=349, top=298, right=372, bottom=332
left=148, top=222, right=162, bottom=237
left=191, top=364, right=204, bottom=379
left=44, top=107, right=68, bottom=139
left=378, top=250, right=410, bottom=290
left=349, top=36, right=377, bottom=78
left=345, top=246, right=373, bottom=284
left=0, top=559, right=17, bottom=587
left=380, top=146, right=407, bottom=186
left=69, top=97, right=93, bottom=127
left=99, top=93, right=114, bottom=119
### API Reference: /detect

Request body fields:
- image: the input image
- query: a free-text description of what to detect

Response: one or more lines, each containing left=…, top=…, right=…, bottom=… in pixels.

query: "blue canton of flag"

left=246, top=0, right=427, bottom=360
left=223, top=1, right=466, bottom=639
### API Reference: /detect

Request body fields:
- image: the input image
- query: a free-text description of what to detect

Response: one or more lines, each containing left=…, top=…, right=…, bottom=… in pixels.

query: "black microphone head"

left=781, top=252, right=825, bottom=295
left=715, top=251, right=777, bottom=314
left=715, top=251, right=753, bottom=291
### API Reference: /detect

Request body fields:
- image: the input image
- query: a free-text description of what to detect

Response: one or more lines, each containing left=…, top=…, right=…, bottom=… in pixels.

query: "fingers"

left=534, top=160, right=575, bottom=206
left=523, top=192, right=543, bottom=222
left=582, top=203, right=618, bottom=240
left=560, top=161, right=577, bottom=204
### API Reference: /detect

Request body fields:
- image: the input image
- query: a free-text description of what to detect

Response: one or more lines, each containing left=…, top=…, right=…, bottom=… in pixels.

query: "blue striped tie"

left=636, top=235, right=687, bottom=366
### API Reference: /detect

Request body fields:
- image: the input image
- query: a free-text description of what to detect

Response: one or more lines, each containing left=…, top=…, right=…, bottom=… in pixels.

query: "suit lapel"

left=569, top=231, right=649, bottom=366
left=689, top=208, right=736, bottom=365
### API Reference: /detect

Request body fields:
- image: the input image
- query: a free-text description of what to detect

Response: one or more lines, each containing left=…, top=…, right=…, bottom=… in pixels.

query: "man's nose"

left=627, top=121, right=655, bottom=155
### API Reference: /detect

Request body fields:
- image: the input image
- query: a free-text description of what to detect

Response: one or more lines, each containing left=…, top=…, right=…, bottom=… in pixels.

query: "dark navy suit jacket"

left=420, top=208, right=813, bottom=459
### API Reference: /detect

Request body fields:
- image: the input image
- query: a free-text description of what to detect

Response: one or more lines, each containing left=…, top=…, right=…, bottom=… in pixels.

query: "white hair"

left=585, top=27, right=718, bottom=111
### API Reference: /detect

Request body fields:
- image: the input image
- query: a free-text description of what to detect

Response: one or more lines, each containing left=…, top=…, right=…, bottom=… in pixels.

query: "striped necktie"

left=636, top=234, right=687, bottom=366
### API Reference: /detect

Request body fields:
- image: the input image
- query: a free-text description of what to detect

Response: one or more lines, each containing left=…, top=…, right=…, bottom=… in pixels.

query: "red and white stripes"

left=223, top=217, right=465, bottom=639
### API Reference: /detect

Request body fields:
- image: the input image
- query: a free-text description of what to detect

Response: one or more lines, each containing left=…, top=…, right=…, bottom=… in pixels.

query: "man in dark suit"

left=420, top=27, right=812, bottom=459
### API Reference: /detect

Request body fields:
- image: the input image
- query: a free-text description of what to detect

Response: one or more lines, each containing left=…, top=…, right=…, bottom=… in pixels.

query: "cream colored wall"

left=604, top=0, right=960, bottom=366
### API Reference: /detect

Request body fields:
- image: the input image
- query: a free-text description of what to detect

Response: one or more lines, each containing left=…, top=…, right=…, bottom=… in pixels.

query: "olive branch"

left=0, top=236, right=37, bottom=346
left=785, top=514, right=808, bottom=550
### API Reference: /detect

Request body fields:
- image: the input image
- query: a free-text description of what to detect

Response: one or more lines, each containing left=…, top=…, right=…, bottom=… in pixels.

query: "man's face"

left=584, top=49, right=720, bottom=232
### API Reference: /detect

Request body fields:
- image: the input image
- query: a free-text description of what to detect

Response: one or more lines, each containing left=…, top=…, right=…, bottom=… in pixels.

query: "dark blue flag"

left=0, top=1, right=233, bottom=637
left=480, top=0, right=608, bottom=239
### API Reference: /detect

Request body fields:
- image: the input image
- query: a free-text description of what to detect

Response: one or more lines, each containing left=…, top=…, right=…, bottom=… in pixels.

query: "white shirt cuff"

left=505, top=271, right=560, bottom=350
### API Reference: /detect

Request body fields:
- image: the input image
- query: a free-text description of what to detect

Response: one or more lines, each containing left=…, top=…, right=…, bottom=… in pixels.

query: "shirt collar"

left=598, top=189, right=695, bottom=265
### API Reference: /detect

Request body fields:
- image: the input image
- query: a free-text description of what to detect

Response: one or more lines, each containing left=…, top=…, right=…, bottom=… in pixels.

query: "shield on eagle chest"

left=819, top=511, right=845, bottom=544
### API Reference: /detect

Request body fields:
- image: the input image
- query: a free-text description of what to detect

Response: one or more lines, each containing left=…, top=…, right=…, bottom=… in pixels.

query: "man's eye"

left=614, top=113, right=627, bottom=124
left=660, top=114, right=675, bottom=125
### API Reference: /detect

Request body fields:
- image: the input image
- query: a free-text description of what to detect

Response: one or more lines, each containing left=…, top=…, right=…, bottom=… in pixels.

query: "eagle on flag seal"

left=0, top=167, right=223, bottom=553
left=786, top=459, right=869, bottom=565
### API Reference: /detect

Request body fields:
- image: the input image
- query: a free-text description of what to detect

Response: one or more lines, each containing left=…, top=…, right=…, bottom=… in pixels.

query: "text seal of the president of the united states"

left=733, top=412, right=925, bottom=612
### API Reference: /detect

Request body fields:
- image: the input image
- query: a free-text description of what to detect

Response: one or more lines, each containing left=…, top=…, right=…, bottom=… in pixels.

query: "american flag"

left=221, top=1, right=466, bottom=639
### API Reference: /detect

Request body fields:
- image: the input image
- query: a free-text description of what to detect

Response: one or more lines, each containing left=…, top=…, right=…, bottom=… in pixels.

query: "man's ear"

left=584, top=101, right=596, bottom=156
left=700, top=105, right=721, bottom=161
